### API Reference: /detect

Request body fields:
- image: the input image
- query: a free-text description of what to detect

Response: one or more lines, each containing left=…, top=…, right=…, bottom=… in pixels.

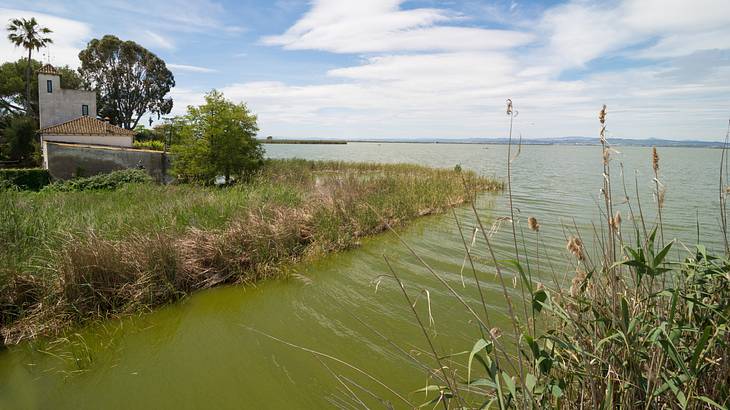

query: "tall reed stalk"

left=374, top=105, right=729, bottom=409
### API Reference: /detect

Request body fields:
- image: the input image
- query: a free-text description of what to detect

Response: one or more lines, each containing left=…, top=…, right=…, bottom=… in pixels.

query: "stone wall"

left=46, top=142, right=171, bottom=183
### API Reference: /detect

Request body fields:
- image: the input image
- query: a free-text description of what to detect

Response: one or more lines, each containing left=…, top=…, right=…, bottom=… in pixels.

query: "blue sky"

left=2, top=0, right=730, bottom=140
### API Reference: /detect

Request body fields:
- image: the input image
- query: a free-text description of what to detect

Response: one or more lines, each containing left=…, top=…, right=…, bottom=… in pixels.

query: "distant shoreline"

left=259, top=139, right=347, bottom=145
left=261, top=138, right=726, bottom=149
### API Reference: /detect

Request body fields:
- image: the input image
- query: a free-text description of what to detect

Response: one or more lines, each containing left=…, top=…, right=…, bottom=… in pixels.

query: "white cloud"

left=100, top=0, right=233, bottom=32
left=621, top=0, right=730, bottom=33
left=536, top=2, right=633, bottom=70
left=167, top=87, right=206, bottom=115
left=261, top=0, right=533, bottom=53
left=142, top=30, right=175, bottom=50
left=637, top=28, right=730, bottom=59
left=537, top=0, right=730, bottom=68
left=168, top=64, right=218, bottom=73
left=0, top=8, right=91, bottom=67
left=243, top=0, right=730, bottom=140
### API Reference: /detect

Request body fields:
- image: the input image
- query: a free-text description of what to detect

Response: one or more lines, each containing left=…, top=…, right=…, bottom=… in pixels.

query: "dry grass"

left=0, top=159, right=502, bottom=345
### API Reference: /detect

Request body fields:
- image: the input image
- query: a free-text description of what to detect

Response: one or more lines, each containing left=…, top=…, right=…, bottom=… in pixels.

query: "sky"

left=1, top=0, right=729, bottom=141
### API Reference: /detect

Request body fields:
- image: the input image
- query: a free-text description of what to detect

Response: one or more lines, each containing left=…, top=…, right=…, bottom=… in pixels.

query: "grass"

left=0, top=158, right=502, bottom=345
left=132, top=140, right=165, bottom=151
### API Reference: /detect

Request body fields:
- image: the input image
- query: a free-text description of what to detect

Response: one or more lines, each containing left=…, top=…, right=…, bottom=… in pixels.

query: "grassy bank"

left=0, top=159, right=502, bottom=344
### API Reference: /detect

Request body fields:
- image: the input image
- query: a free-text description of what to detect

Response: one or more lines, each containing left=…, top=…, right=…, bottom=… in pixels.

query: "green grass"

left=0, top=158, right=502, bottom=344
left=133, top=140, right=165, bottom=151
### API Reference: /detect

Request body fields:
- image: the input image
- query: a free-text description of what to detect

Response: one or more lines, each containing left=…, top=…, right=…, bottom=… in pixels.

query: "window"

left=46, top=80, right=53, bottom=93
left=82, top=105, right=89, bottom=116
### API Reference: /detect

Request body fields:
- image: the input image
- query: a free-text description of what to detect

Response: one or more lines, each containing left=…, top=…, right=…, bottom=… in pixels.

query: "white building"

left=37, top=64, right=134, bottom=168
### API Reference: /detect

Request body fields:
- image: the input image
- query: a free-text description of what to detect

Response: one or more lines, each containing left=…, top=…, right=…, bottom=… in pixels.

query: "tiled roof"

left=38, top=64, right=59, bottom=75
left=39, top=116, right=136, bottom=136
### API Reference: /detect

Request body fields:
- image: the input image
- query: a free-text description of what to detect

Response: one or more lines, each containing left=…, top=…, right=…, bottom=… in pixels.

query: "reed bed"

left=320, top=105, right=730, bottom=409
left=0, top=159, right=502, bottom=345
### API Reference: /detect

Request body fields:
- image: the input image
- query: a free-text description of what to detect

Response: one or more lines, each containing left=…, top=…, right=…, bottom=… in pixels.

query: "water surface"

left=0, top=143, right=724, bottom=409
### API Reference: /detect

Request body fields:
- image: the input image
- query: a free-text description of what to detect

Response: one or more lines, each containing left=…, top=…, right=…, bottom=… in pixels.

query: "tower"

left=37, top=64, right=97, bottom=129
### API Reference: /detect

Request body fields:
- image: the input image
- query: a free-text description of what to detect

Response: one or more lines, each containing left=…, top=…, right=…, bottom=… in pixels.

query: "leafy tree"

left=0, top=59, right=82, bottom=116
left=6, top=17, right=53, bottom=112
left=133, top=125, right=159, bottom=142
left=154, top=117, right=188, bottom=146
left=1, top=116, right=39, bottom=165
left=171, top=90, right=264, bottom=184
left=78, top=35, right=175, bottom=129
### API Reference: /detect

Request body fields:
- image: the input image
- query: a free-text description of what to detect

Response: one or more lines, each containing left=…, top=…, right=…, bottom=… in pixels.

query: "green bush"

left=42, top=169, right=152, bottom=192
left=1, top=117, right=40, bottom=166
left=133, top=140, right=165, bottom=151
left=0, top=168, right=50, bottom=190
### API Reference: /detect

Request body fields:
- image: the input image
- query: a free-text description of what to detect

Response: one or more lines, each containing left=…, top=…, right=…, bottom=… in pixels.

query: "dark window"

left=82, top=105, right=89, bottom=116
left=46, top=80, right=53, bottom=93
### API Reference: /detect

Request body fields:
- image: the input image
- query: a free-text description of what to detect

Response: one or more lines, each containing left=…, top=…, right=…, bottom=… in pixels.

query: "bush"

left=134, top=126, right=162, bottom=142
left=0, top=168, right=50, bottom=190
left=42, top=169, right=152, bottom=192
left=133, top=140, right=165, bottom=151
left=1, top=116, right=40, bottom=166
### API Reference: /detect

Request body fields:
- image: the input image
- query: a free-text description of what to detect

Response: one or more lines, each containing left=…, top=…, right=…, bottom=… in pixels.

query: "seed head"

left=570, top=268, right=588, bottom=298
left=599, top=105, right=608, bottom=144
left=657, top=186, right=666, bottom=209
left=652, top=147, right=659, bottom=173
left=506, top=99, right=513, bottom=116
left=490, top=327, right=503, bottom=339
left=610, top=211, right=622, bottom=231
left=567, top=236, right=585, bottom=261
left=528, top=216, right=540, bottom=232
left=599, top=105, right=607, bottom=125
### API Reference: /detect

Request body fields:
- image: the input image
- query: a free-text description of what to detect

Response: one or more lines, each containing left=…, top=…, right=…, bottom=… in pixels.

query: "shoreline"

left=0, top=159, right=502, bottom=345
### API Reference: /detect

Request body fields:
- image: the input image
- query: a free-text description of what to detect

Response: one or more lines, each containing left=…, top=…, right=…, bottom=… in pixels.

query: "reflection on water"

left=0, top=143, right=723, bottom=409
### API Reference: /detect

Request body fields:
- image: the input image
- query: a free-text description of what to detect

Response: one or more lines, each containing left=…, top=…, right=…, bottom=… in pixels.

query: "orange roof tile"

left=38, top=64, right=59, bottom=75
left=39, top=116, right=136, bottom=137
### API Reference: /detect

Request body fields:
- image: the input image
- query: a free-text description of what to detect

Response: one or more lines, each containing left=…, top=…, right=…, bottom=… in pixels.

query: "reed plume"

left=567, top=236, right=585, bottom=261
left=652, top=147, right=665, bottom=244
left=599, top=105, right=607, bottom=144
left=569, top=267, right=588, bottom=298
left=527, top=216, right=540, bottom=232
left=610, top=211, right=622, bottom=231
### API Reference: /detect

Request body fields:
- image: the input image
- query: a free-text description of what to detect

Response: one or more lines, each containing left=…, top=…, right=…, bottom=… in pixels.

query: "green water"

left=0, top=143, right=724, bottom=409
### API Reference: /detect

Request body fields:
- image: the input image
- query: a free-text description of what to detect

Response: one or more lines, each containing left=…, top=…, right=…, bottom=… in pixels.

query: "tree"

left=171, top=90, right=264, bottom=184
left=78, top=35, right=174, bottom=129
left=6, top=17, right=53, bottom=112
left=0, top=59, right=82, bottom=116
left=1, top=116, right=39, bottom=165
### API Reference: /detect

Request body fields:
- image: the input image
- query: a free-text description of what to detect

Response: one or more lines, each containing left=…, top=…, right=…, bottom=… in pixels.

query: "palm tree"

left=6, top=17, right=53, bottom=113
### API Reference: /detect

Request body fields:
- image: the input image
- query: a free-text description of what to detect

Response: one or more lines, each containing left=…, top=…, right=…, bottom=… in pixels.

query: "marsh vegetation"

left=0, top=159, right=501, bottom=344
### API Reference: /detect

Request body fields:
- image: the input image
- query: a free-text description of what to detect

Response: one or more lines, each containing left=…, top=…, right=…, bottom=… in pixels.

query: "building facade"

left=37, top=64, right=97, bottom=129
left=37, top=64, right=136, bottom=171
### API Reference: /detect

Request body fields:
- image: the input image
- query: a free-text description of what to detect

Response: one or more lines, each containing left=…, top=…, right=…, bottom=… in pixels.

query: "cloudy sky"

left=2, top=0, right=729, bottom=140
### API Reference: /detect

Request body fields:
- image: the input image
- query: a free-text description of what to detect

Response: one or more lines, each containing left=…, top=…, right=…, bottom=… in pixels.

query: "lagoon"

left=0, top=143, right=724, bottom=408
